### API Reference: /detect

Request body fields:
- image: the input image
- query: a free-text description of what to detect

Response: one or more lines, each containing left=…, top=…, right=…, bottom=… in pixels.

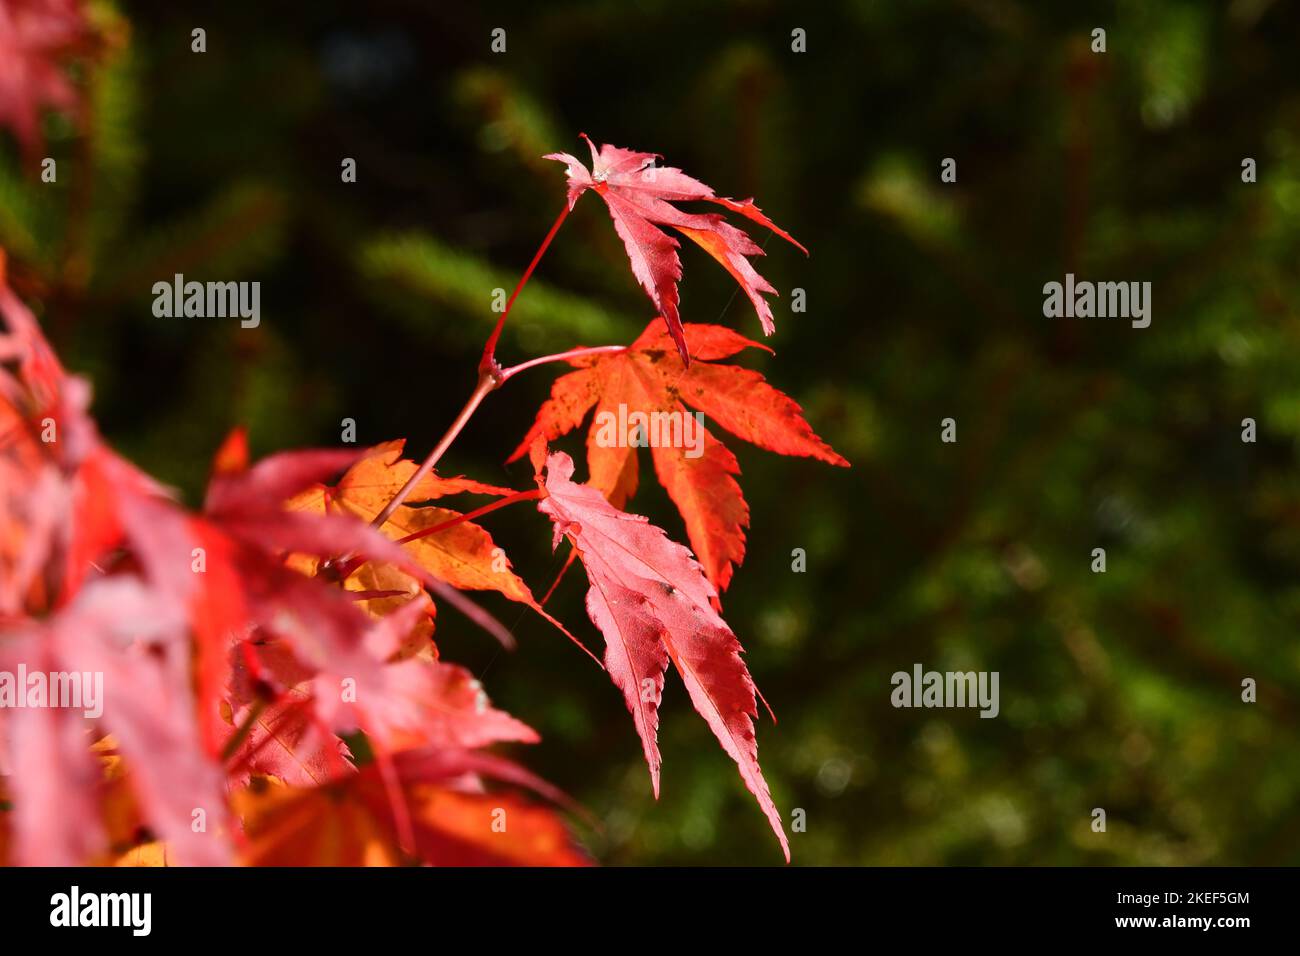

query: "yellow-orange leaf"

left=238, top=773, right=587, bottom=866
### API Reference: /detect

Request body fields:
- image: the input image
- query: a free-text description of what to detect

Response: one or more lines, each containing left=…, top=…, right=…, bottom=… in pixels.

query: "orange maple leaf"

left=237, top=751, right=588, bottom=866
left=511, top=321, right=848, bottom=594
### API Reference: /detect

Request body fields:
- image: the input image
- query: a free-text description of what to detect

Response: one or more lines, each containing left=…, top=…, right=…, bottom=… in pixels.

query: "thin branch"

left=368, top=371, right=498, bottom=531
left=369, top=202, right=577, bottom=531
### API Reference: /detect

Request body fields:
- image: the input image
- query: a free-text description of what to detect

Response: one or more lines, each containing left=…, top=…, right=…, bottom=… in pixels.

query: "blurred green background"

left=6, top=0, right=1300, bottom=864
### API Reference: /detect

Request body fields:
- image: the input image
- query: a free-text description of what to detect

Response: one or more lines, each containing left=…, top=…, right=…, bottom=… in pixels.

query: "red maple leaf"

left=546, top=134, right=806, bottom=364
left=534, top=448, right=789, bottom=860
left=511, top=320, right=847, bottom=594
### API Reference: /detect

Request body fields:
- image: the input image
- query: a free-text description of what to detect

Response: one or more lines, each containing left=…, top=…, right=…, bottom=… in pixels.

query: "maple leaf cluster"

left=0, top=136, right=846, bottom=865
left=0, top=254, right=585, bottom=865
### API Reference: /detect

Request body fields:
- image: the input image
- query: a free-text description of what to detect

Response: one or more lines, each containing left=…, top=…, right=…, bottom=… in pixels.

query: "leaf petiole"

left=394, top=489, right=544, bottom=545
left=497, top=345, right=626, bottom=383
left=478, top=202, right=573, bottom=375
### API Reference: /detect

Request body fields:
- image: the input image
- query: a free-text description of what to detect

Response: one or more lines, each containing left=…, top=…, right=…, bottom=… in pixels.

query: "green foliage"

left=358, top=232, right=634, bottom=352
